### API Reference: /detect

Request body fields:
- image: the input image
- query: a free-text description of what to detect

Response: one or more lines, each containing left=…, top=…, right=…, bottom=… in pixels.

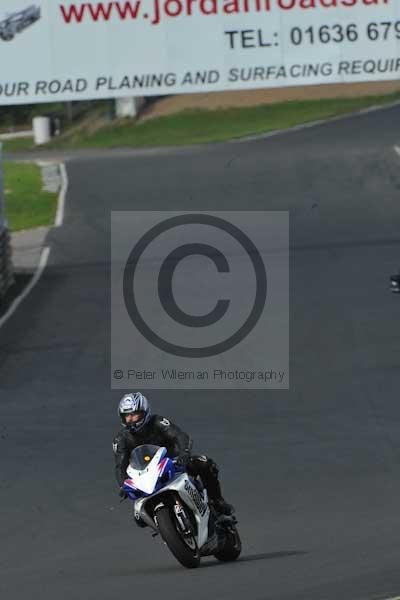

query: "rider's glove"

left=118, top=486, right=128, bottom=499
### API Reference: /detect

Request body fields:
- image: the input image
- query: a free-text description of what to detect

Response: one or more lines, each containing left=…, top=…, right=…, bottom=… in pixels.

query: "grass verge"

left=4, top=162, right=58, bottom=231
left=3, top=91, right=400, bottom=153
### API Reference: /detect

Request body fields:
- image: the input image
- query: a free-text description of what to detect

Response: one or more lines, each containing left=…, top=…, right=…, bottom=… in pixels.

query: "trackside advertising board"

left=0, top=1, right=399, bottom=103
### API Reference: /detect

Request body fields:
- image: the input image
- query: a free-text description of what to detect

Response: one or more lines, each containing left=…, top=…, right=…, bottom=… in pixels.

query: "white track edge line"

left=0, top=246, right=50, bottom=330
left=0, top=161, right=67, bottom=330
left=229, top=99, right=400, bottom=146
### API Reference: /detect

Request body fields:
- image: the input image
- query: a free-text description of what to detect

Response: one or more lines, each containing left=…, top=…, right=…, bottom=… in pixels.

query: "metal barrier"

left=0, top=226, right=14, bottom=300
left=0, top=143, right=14, bottom=302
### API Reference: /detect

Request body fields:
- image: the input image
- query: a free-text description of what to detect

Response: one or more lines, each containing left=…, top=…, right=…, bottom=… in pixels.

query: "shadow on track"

left=234, top=550, right=308, bottom=565
left=199, top=550, right=308, bottom=570
left=133, top=550, right=307, bottom=575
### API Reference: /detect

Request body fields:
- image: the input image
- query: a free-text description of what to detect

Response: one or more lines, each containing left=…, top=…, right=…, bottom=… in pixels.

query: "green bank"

left=3, top=92, right=400, bottom=153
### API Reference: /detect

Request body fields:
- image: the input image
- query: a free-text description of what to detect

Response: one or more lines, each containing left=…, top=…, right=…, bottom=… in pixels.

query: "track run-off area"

left=1, top=106, right=400, bottom=600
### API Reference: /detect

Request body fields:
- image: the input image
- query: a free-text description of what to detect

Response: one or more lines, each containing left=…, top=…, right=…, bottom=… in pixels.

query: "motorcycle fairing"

left=125, top=447, right=169, bottom=495
left=134, top=472, right=211, bottom=549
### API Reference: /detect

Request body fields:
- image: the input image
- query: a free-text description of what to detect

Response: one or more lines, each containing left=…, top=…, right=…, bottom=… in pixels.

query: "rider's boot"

left=211, top=497, right=235, bottom=516
left=191, top=456, right=235, bottom=516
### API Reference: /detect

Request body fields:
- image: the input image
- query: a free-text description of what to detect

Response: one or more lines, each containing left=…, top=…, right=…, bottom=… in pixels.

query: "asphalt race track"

left=2, top=106, right=400, bottom=600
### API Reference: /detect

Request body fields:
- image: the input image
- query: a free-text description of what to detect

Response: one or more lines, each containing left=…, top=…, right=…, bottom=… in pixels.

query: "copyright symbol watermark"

left=111, top=211, right=289, bottom=389
left=123, top=214, right=267, bottom=358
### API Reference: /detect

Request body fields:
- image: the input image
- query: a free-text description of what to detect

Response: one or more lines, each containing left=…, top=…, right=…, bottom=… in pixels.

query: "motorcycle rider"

left=112, top=392, right=234, bottom=516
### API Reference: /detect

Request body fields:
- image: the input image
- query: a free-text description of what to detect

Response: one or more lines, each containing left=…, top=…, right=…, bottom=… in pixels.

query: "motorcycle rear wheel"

left=156, top=507, right=200, bottom=569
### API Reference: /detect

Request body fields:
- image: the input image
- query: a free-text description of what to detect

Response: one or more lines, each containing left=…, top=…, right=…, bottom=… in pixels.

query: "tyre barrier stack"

left=0, top=226, right=14, bottom=301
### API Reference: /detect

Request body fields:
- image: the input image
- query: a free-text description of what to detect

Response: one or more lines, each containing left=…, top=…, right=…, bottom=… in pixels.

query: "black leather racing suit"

left=112, top=414, right=224, bottom=502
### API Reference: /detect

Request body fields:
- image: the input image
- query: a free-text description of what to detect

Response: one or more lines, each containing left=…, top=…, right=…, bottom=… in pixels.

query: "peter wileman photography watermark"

left=111, top=212, right=289, bottom=389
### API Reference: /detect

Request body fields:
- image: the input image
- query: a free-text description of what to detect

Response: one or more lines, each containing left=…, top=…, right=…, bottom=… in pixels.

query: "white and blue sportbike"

left=122, top=444, right=241, bottom=568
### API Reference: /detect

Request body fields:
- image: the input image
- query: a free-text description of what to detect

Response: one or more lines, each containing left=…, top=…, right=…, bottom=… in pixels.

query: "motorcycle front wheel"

left=156, top=507, right=200, bottom=569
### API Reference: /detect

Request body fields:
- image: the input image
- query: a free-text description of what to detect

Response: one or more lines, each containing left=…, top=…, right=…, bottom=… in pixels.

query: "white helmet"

left=118, top=392, right=151, bottom=432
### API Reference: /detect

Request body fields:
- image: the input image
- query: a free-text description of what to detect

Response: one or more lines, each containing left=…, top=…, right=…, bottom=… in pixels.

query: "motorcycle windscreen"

left=129, top=444, right=161, bottom=471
